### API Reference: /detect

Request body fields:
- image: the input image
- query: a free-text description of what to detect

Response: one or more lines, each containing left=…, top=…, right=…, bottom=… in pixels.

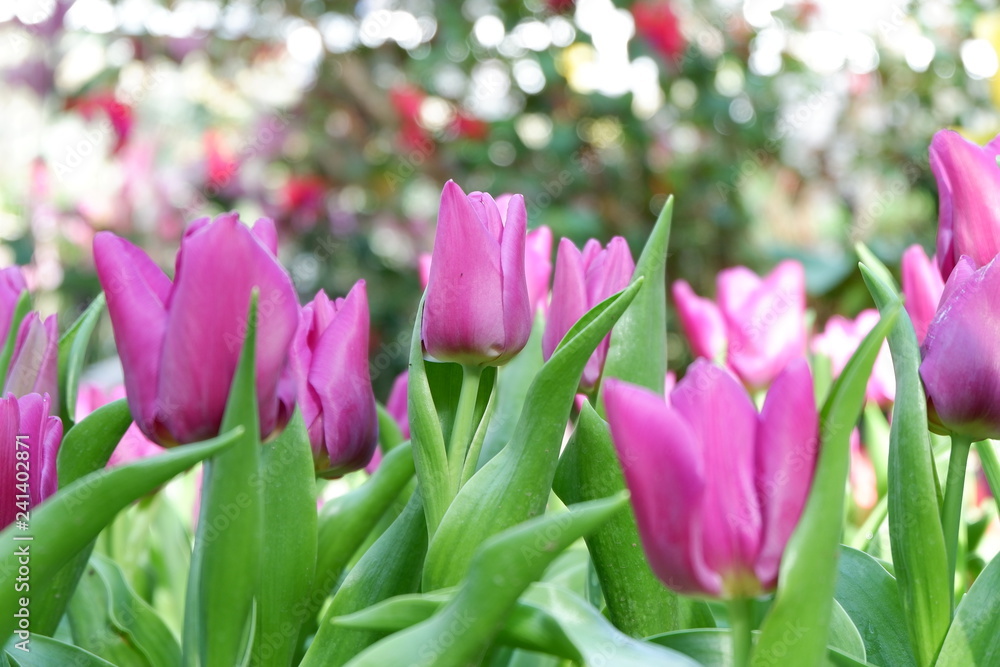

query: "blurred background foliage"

left=2, top=0, right=998, bottom=394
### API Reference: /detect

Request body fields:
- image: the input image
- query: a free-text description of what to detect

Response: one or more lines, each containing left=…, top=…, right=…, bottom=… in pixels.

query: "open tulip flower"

left=812, top=310, right=895, bottom=407
left=604, top=357, right=819, bottom=598
left=673, top=260, right=807, bottom=390
left=1, top=393, right=61, bottom=529
left=94, top=212, right=299, bottom=446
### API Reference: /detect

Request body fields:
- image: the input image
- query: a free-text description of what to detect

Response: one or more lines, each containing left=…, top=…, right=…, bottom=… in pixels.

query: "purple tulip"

left=1, top=393, right=62, bottom=529
left=901, top=244, right=945, bottom=345
left=422, top=181, right=531, bottom=366
left=920, top=255, right=1000, bottom=440
left=604, top=358, right=818, bottom=597
left=812, top=310, right=895, bottom=407
left=0, top=267, right=27, bottom=343
left=542, top=237, right=635, bottom=391
left=673, top=261, right=807, bottom=390
left=929, top=130, right=1000, bottom=278
left=94, top=213, right=299, bottom=446
left=290, top=281, right=378, bottom=477
left=4, top=313, right=59, bottom=410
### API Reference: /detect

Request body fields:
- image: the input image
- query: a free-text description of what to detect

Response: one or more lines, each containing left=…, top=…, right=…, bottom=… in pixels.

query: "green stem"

left=447, top=365, right=482, bottom=493
left=460, top=381, right=497, bottom=486
left=849, top=493, right=889, bottom=551
left=727, top=597, right=753, bottom=667
left=942, top=433, right=972, bottom=611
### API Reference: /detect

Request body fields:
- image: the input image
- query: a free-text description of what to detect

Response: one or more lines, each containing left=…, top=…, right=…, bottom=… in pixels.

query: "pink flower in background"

left=290, top=282, right=378, bottom=477
left=928, top=130, right=1000, bottom=278
left=542, top=237, right=634, bottom=391
left=75, top=384, right=163, bottom=467
left=631, top=1, right=687, bottom=63
left=605, top=358, right=818, bottom=597
left=901, top=244, right=945, bottom=345
left=812, top=310, right=895, bottom=407
left=94, top=213, right=299, bottom=446
left=1, top=393, right=62, bottom=529
left=673, top=261, right=807, bottom=390
left=422, top=181, right=531, bottom=366
left=849, top=430, right=878, bottom=512
left=0, top=268, right=27, bottom=343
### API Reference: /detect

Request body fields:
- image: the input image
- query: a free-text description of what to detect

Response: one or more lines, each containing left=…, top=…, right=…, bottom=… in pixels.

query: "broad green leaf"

left=251, top=409, right=317, bottom=667
left=67, top=553, right=181, bottom=667
left=829, top=600, right=866, bottom=662
left=0, top=430, right=239, bottom=644
left=301, top=492, right=428, bottom=667
left=0, top=292, right=31, bottom=385
left=57, top=398, right=133, bottom=488
left=422, top=279, right=643, bottom=590
left=860, top=262, right=951, bottom=666
left=834, top=546, right=916, bottom=667
left=58, top=293, right=107, bottom=425
left=753, top=303, right=899, bottom=667
left=4, top=633, right=114, bottom=666
left=648, top=628, right=877, bottom=667
left=553, top=402, right=713, bottom=636
left=346, top=495, right=631, bottom=667
left=935, top=550, right=1000, bottom=666
left=183, top=293, right=262, bottom=667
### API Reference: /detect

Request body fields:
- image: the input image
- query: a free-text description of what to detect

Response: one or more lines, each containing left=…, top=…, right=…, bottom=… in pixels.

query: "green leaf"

left=4, top=634, right=114, bottom=666
left=834, top=546, right=916, bottom=667
left=648, top=628, right=877, bottom=667
left=57, top=293, right=107, bottom=425
left=753, top=302, right=899, bottom=667
left=860, top=261, right=951, bottom=667
left=345, top=495, right=631, bottom=667
left=0, top=291, right=31, bottom=385
left=422, top=279, right=643, bottom=590
left=67, top=553, right=181, bottom=667
left=553, top=402, right=713, bottom=636
left=300, top=492, right=428, bottom=667
left=57, top=398, right=133, bottom=488
left=0, top=430, right=240, bottom=644
left=422, top=361, right=495, bottom=451
left=935, top=551, right=1000, bottom=665
left=183, top=292, right=262, bottom=667
left=829, top=599, right=866, bottom=662
left=251, top=409, right=317, bottom=667
left=375, top=403, right=405, bottom=455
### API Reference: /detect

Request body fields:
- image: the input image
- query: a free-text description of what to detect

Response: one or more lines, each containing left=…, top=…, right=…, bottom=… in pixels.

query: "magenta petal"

left=524, top=225, right=554, bottom=314
left=920, top=255, right=1000, bottom=440
left=901, top=244, right=945, bottom=345
left=94, top=232, right=170, bottom=439
left=252, top=217, right=279, bottom=254
left=497, top=194, right=531, bottom=364
left=0, top=395, right=19, bottom=529
left=672, top=280, right=726, bottom=361
left=5, top=313, right=59, bottom=407
left=604, top=378, right=719, bottom=595
left=753, top=357, right=818, bottom=588
left=542, top=238, right=588, bottom=361
left=671, top=359, right=761, bottom=588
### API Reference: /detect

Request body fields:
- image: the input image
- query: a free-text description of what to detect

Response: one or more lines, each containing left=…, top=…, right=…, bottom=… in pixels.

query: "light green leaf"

left=935, top=552, right=1000, bottom=666
left=58, top=293, right=107, bottom=425
left=4, top=633, right=114, bottom=666
left=57, top=398, right=133, bottom=488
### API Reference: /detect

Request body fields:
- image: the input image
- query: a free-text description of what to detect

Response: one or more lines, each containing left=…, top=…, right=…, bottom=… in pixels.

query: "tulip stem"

left=448, top=365, right=483, bottom=493
left=942, top=433, right=972, bottom=610
left=728, top=597, right=754, bottom=667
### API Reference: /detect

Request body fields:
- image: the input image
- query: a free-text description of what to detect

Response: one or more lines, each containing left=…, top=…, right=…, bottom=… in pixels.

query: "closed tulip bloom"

left=812, top=310, right=895, bottom=407
left=422, top=181, right=531, bottom=366
left=901, top=245, right=945, bottom=344
left=94, top=213, right=299, bottom=446
left=673, top=261, right=807, bottom=389
left=929, top=130, right=1000, bottom=277
left=4, top=313, right=59, bottom=409
left=290, top=281, right=378, bottom=477
left=920, top=255, right=1000, bottom=440
left=605, top=358, right=818, bottom=597
left=0, top=267, right=27, bottom=342
left=542, top=237, right=635, bottom=391
left=1, top=393, right=62, bottom=529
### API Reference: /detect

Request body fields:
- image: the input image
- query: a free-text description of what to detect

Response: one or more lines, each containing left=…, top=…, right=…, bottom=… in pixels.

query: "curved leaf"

left=58, top=293, right=107, bottom=425
left=935, top=552, right=1000, bottom=666
left=4, top=634, right=114, bottom=666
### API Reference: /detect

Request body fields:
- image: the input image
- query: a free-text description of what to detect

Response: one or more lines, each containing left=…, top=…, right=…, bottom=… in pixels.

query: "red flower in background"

left=631, top=1, right=686, bottom=64
left=279, top=175, right=328, bottom=231
left=390, top=85, right=434, bottom=152
left=67, top=92, right=134, bottom=154
left=204, top=130, right=241, bottom=193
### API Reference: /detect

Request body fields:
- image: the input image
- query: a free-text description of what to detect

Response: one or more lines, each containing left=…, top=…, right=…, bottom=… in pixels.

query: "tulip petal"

left=0, top=395, right=19, bottom=528
left=582, top=236, right=634, bottom=387
left=524, top=225, right=553, bottom=314
left=604, top=378, right=719, bottom=595
left=542, top=238, right=588, bottom=361
left=252, top=217, right=279, bottom=254
left=0, top=267, right=27, bottom=343
left=901, top=244, right=945, bottom=345
left=670, top=359, right=761, bottom=589
left=672, top=280, right=726, bottom=361
left=497, top=194, right=531, bottom=364
left=5, top=313, right=59, bottom=406
left=753, top=357, right=818, bottom=588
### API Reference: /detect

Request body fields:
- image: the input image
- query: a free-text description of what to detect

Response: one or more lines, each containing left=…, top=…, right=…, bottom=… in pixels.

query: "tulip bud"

left=542, top=237, right=634, bottom=391
left=4, top=313, right=59, bottom=410
left=290, top=282, right=378, bottom=477
left=604, top=358, right=818, bottom=597
left=812, top=310, right=895, bottom=407
left=920, top=255, right=1000, bottom=440
left=673, top=261, right=807, bottom=389
left=900, top=244, right=944, bottom=345
left=422, top=181, right=531, bottom=366
left=1, top=393, right=62, bottom=529
left=94, top=213, right=299, bottom=446
left=929, top=130, right=1000, bottom=277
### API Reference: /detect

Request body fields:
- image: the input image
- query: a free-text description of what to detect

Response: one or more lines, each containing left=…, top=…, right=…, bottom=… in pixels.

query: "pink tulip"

left=75, top=383, right=163, bottom=467
left=542, top=237, right=634, bottom=391
left=920, top=255, right=1000, bottom=440
left=605, top=358, right=818, bottom=597
left=901, top=245, right=945, bottom=345
left=812, top=310, right=895, bottom=407
left=1, top=393, right=62, bottom=529
left=929, top=130, right=1000, bottom=278
left=94, top=213, right=299, bottom=446
left=422, top=181, right=531, bottom=366
left=0, top=267, right=27, bottom=343
left=290, top=282, right=378, bottom=477
left=673, top=261, right=807, bottom=389
left=5, top=313, right=59, bottom=411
